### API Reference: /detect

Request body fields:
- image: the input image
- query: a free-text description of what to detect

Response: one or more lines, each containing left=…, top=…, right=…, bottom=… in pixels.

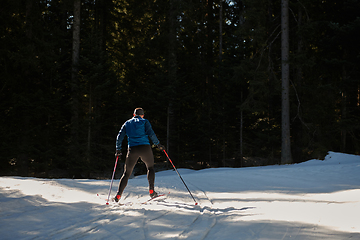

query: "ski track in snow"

left=1, top=152, right=360, bottom=239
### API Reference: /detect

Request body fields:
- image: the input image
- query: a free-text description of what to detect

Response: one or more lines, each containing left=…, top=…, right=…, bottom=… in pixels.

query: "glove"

left=157, top=144, right=165, bottom=151
left=115, top=150, right=122, bottom=157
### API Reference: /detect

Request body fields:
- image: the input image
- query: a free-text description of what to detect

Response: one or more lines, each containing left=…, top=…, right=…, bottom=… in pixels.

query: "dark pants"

left=117, top=145, right=155, bottom=196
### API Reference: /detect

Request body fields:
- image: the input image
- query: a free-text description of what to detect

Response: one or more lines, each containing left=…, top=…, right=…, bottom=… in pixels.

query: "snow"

left=1, top=151, right=359, bottom=239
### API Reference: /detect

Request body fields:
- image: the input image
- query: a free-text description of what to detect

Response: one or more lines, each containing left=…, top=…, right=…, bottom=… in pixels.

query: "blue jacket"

left=116, top=115, right=160, bottom=151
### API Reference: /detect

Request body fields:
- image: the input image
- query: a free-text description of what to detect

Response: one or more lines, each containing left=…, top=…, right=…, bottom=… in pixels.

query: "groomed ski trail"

left=1, top=152, right=360, bottom=239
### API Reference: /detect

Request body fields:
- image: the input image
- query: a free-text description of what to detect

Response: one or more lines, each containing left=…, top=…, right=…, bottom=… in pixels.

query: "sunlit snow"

left=1, top=151, right=359, bottom=239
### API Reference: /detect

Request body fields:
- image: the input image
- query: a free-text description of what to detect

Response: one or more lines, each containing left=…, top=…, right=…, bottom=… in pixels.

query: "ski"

left=96, top=193, right=131, bottom=206
left=99, top=192, right=170, bottom=206
left=142, top=192, right=170, bottom=204
left=117, top=201, right=133, bottom=206
left=108, top=198, right=133, bottom=206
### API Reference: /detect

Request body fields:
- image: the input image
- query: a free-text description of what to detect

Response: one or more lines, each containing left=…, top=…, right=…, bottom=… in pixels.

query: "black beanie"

left=134, top=108, right=144, bottom=115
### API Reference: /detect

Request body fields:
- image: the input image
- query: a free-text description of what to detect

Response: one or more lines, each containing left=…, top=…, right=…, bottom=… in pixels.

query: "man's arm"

left=144, top=120, right=160, bottom=145
left=116, top=124, right=127, bottom=150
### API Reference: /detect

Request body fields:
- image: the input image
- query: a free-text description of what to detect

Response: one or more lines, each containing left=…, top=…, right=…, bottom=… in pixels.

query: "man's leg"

left=116, top=147, right=139, bottom=199
left=139, top=145, right=156, bottom=196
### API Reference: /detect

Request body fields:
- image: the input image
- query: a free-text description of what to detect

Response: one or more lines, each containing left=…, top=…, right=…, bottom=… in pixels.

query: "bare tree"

left=167, top=0, right=178, bottom=157
left=71, top=0, right=81, bottom=155
left=281, top=0, right=292, bottom=164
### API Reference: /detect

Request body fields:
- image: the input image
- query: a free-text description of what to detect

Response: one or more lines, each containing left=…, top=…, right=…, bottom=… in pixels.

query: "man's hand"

left=157, top=144, right=165, bottom=151
left=115, top=150, right=122, bottom=157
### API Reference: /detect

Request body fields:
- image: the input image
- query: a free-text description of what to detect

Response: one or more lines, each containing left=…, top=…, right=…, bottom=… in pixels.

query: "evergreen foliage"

left=1, top=0, right=359, bottom=177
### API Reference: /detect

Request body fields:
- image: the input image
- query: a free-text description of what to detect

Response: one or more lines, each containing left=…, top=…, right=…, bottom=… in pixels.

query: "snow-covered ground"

left=1, top=151, right=359, bottom=239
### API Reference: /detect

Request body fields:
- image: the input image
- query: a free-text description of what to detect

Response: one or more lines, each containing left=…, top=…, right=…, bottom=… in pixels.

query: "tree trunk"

left=167, top=0, right=177, bottom=159
left=219, top=0, right=223, bottom=60
left=219, top=0, right=226, bottom=166
left=281, top=0, right=292, bottom=164
left=341, top=66, right=347, bottom=152
left=293, top=7, right=304, bottom=163
left=71, top=0, right=81, bottom=158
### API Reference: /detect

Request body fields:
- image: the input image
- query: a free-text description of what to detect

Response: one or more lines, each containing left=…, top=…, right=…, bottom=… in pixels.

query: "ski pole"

left=106, top=155, right=119, bottom=205
left=163, top=149, right=198, bottom=205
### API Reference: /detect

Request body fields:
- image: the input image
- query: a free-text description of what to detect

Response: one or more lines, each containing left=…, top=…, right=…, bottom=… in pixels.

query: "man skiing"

left=114, top=108, right=164, bottom=202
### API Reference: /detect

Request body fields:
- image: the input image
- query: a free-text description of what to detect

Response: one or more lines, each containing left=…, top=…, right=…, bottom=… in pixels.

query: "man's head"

left=133, top=108, right=145, bottom=117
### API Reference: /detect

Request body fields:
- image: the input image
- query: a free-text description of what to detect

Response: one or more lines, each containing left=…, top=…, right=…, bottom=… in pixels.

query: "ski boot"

left=149, top=189, right=158, bottom=199
left=114, top=193, right=121, bottom=202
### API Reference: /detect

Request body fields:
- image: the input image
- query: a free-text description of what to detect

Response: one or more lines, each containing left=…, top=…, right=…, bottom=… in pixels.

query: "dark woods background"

left=1, top=0, right=359, bottom=178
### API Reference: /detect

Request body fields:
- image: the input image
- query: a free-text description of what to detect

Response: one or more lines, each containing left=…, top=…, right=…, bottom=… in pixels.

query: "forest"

left=1, top=0, right=359, bottom=178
